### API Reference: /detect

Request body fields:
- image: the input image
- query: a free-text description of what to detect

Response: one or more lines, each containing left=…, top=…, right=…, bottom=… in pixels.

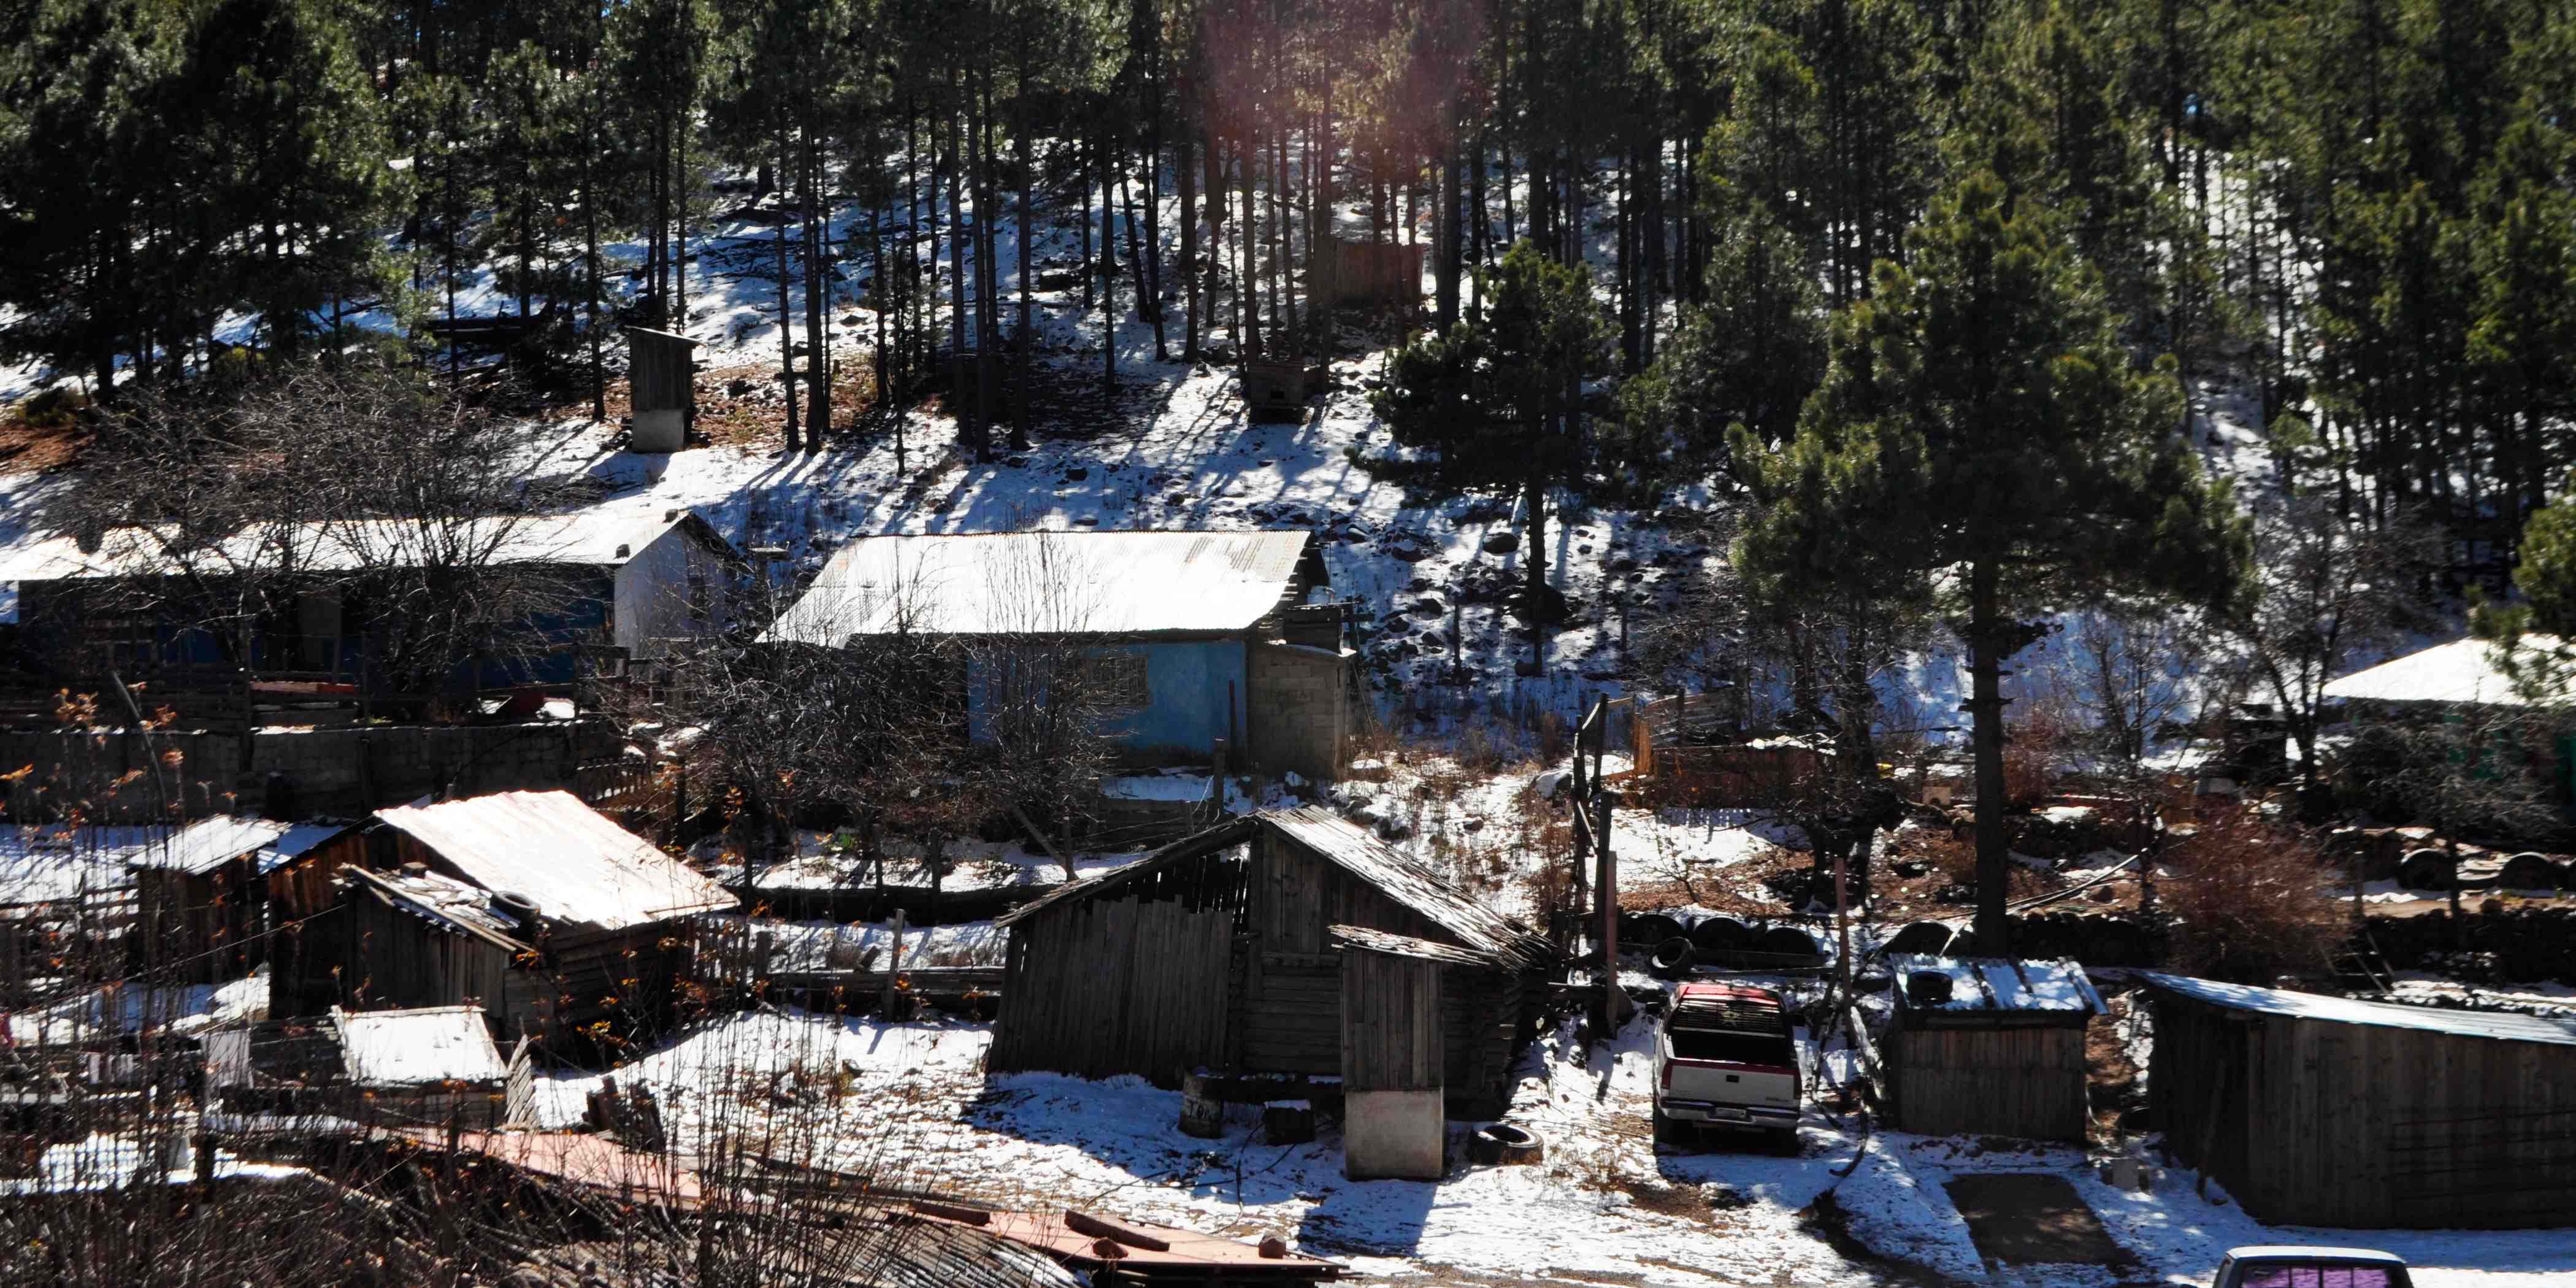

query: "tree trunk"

left=803, top=138, right=828, bottom=449
left=1013, top=31, right=1034, bottom=450
left=1102, top=121, right=1117, bottom=392
left=776, top=125, right=800, bottom=454
left=1179, top=130, right=1199, bottom=361
left=1968, top=557, right=2011, bottom=954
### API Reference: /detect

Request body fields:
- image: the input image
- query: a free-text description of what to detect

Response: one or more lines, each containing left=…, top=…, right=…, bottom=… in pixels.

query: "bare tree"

left=66, top=361, right=583, bottom=706
left=2228, top=494, right=2444, bottom=796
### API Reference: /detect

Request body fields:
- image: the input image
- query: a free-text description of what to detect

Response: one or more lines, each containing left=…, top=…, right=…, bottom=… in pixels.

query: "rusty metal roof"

left=907, top=1202, right=1343, bottom=1279
left=1328, top=923, right=1500, bottom=968
left=766, top=530, right=1322, bottom=642
left=2142, top=972, right=2576, bottom=1046
left=373, top=790, right=737, bottom=933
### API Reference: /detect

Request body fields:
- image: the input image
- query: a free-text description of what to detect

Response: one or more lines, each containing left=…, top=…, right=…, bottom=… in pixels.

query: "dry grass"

left=0, top=387, right=92, bottom=473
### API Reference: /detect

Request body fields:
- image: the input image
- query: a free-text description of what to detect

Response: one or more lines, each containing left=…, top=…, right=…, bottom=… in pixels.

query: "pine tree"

left=1734, top=172, right=2248, bottom=952
left=1360, top=240, right=1612, bottom=672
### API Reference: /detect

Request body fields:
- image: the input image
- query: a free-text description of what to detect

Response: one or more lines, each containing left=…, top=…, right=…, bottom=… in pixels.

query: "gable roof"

left=127, top=816, right=354, bottom=877
left=372, top=790, right=737, bottom=932
left=2142, top=972, right=2576, bottom=1046
left=998, top=808, right=1551, bottom=972
left=765, top=529, right=1323, bottom=643
left=2321, top=635, right=2566, bottom=708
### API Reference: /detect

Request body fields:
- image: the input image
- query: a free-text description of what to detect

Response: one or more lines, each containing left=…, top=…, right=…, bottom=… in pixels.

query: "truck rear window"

left=1669, top=1027, right=1795, bottom=1067
left=2240, top=1267, right=2403, bottom=1288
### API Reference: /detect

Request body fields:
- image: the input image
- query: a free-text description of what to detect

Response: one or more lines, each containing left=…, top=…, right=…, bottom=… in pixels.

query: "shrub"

left=2161, top=800, right=2341, bottom=983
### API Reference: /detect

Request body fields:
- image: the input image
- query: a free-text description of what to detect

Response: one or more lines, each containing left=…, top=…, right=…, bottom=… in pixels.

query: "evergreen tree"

left=1733, top=172, right=2248, bottom=952
left=1360, top=240, right=1612, bottom=672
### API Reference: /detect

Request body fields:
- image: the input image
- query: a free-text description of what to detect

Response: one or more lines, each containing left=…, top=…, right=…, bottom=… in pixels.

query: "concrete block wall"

left=1249, top=645, right=1347, bottom=781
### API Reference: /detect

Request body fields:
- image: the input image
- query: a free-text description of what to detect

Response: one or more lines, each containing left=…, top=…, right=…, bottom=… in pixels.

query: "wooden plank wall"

left=986, top=895, right=1234, bottom=1083
left=1342, top=950, right=1440, bottom=1093
left=1889, top=1024, right=2089, bottom=1141
left=2152, top=992, right=2576, bottom=1229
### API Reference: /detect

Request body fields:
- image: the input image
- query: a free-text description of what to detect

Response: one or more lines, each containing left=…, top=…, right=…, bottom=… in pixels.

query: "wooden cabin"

left=988, top=808, right=1554, bottom=1114
left=1309, top=239, right=1424, bottom=312
left=2142, top=972, right=2576, bottom=1228
left=277, top=790, right=738, bottom=1055
left=1880, top=956, right=2101, bottom=1142
left=127, top=817, right=354, bottom=983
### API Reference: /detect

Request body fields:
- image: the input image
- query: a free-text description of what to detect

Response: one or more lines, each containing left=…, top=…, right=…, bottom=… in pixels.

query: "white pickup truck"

left=1651, top=982, right=1802, bottom=1152
left=2212, top=1248, right=2410, bottom=1288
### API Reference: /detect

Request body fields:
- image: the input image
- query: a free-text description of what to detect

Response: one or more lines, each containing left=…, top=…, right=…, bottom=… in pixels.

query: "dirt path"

left=1941, top=1173, right=2126, bottom=1268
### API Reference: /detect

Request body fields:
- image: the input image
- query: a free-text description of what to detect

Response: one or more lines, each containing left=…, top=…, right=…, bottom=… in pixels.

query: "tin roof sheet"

left=335, top=1006, right=508, bottom=1086
left=1328, top=923, right=1500, bottom=968
left=1890, top=957, right=2103, bottom=1015
left=0, top=507, right=727, bottom=583
left=765, top=529, right=1320, bottom=642
left=373, top=790, right=737, bottom=932
left=2142, top=972, right=2576, bottom=1046
left=2321, top=635, right=2566, bottom=707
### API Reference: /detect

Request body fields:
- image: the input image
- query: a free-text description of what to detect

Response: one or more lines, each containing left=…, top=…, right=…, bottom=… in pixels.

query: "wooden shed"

left=1308, top=239, right=1424, bottom=312
left=1333, top=925, right=1476, bottom=1181
left=2142, top=972, right=2576, bottom=1228
left=623, top=326, right=699, bottom=453
left=1880, top=956, right=2101, bottom=1141
left=127, top=817, right=354, bottom=983
left=278, top=790, right=738, bottom=1054
left=987, top=808, right=1553, bottom=1114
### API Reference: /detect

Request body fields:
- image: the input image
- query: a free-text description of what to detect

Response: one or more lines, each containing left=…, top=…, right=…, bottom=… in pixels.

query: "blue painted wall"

left=966, top=637, right=1246, bottom=759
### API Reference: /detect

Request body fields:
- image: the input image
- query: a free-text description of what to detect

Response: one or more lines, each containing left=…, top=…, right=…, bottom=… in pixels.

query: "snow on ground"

left=707, top=913, right=1007, bottom=973
left=535, top=1001, right=2570, bottom=1288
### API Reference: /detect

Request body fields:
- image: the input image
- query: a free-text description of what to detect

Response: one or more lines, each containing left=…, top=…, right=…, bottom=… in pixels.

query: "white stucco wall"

left=1344, top=1089, right=1446, bottom=1181
left=611, top=523, right=734, bottom=657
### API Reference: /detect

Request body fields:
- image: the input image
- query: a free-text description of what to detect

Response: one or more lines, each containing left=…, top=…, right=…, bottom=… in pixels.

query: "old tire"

left=1649, top=936, right=1696, bottom=978
left=2398, top=848, right=2452, bottom=890
left=1883, top=921, right=1954, bottom=957
left=1468, top=1122, right=1544, bottom=1167
left=1754, top=924, right=1819, bottom=959
left=1689, top=915, right=1751, bottom=955
left=1631, top=913, right=1687, bottom=948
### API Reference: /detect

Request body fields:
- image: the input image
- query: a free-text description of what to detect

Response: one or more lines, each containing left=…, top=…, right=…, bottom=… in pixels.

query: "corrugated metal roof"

left=334, top=1005, right=508, bottom=1086
left=0, top=506, right=726, bottom=583
left=1889, top=956, right=2103, bottom=1015
left=765, top=529, right=1320, bottom=642
left=124, top=815, right=353, bottom=877
left=373, top=789, right=737, bottom=932
left=2141, top=972, right=2576, bottom=1046
left=345, top=865, right=529, bottom=949
left=1262, top=807, right=1553, bottom=972
left=2321, top=635, right=2566, bottom=707
left=1329, top=923, right=1500, bottom=968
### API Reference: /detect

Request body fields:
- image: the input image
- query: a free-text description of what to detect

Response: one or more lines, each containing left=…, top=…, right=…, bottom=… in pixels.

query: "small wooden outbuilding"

left=2142, top=972, right=2576, bottom=1228
left=1881, top=956, right=2101, bottom=1141
left=623, top=326, right=700, bottom=452
left=988, top=808, right=1553, bottom=1114
left=1333, top=924, right=1478, bottom=1180
left=1308, top=239, right=1424, bottom=311
left=128, top=816, right=355, bottom=982
left=279, top=790, right=738, bottom=1053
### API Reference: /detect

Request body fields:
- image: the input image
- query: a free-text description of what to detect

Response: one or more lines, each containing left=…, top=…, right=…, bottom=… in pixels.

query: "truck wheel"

left=1768, top=1127, right=1801, bottom=1157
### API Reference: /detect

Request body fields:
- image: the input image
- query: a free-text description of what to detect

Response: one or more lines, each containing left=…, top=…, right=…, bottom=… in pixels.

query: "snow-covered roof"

left=0, top=507, right=732, bottom=584
left=1888, top=956, right=2103, bottom=1017
left=2143, top=972, right=2576, bottom=1046
left=2320, top=635, right=2565, bottom=707
left=125, top=816, right=353, bottom=877
left=373, top=789, right=737, bottom=932
left=334, top=1006, right=509, bottom=1086
left=765, top=529, right=1321, bottom=642
left=0, top=825, right=159, bottom=905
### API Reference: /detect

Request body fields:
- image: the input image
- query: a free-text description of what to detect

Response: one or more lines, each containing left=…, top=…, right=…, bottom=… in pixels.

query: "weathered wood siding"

left=1887, top=1022, right=2090, bottom=1141
left=1342, top=949, right=1441, bottom=1093
left=2151, top=993, right=2576, bottom=1228
left=135, top=861, right=263, bottom=983
left=986, top=895, right=1234, bottom=1083
left=1235, top=830, right=1522, bottom=1103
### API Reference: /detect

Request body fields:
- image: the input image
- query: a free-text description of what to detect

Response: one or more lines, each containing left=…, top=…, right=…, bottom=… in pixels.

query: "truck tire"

left=1468, top=1123, right=1545, bottom=1166
left=1649, top=937, right=1696, bottom=978
left=1768, top=1127, right=1800, bottom=1157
